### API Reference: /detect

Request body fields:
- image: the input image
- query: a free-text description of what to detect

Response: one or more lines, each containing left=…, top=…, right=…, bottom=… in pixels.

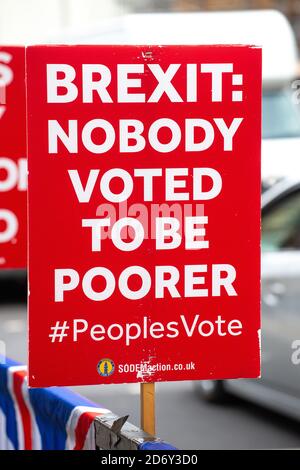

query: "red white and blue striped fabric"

left=0, top=357, right=177, bottom=450
left=0, top=357, right=110, bottom=450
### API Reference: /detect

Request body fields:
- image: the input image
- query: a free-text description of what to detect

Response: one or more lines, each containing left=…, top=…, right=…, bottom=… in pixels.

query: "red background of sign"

left=27, top=45, right=261, bottom=387
left=0, top=46, right=26, bottom=268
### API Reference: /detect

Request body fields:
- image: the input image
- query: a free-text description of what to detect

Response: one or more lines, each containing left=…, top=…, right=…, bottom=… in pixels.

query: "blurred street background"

left=2, top=0, right=300, bottom=450
left=1, top=1, right=300, bottom=45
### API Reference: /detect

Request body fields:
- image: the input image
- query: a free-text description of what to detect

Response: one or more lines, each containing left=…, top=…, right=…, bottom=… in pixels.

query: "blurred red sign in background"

left=26, top=45, right=261, bottom=387
left=0, top=46, right=26, bottom=268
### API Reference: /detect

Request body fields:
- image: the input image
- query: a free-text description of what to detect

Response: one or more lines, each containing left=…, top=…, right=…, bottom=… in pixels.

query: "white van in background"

left=52, top=9, right=300, bottom=188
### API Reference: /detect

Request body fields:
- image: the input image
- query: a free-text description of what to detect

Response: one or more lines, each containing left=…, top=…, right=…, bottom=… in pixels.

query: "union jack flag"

left=0, top=357, right=111, bottom=450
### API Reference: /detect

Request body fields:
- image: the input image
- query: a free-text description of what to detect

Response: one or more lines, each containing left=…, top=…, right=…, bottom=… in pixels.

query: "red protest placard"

left=26, top=45, right=261, bottom=387
left=0, top=46, right=26, bottom=269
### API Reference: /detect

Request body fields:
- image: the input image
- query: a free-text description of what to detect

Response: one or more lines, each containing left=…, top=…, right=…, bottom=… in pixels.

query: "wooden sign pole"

left=140, top=382, right=156, bottom=436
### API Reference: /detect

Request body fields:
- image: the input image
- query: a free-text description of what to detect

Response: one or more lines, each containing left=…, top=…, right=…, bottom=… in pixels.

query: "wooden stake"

left=140, top=382, right=156, bottom=436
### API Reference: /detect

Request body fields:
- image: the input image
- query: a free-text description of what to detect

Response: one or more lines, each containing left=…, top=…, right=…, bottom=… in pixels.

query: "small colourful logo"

left=97, top=358, right=115, bottom=377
